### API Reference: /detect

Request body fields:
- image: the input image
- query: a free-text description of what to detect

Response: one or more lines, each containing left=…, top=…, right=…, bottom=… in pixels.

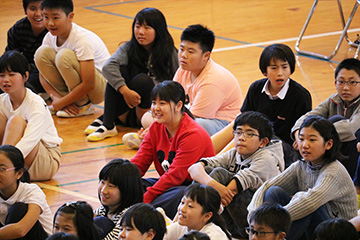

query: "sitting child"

left=315, top=218, right=358, bottom=240
left=0, top=50, right=62, bottom=181
left=188, top=111, right=284, bottom=238
left=292, top=58, right=360, bottom=178
left=211, top=43, right=312, bottom=165
left=53, top=201, right=100, bottom=240
left=164, top=183, right=231, bottom=240
left=94, top=159, right=143, bottom=239
left=248, top=116, right=357, bottom=240
left=5, top=0, right=48, bottom=94
left=247, top=203, right=291, bottom=240
left=0, top=145, right=52, bottom=239
left=34, top=0, right=110, bottom=117
left=119, top=203, right=166, bottom=240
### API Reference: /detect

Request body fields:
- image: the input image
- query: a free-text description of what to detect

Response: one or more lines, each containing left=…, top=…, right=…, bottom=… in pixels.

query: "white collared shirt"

left=261, top=78, right=290, bottom=100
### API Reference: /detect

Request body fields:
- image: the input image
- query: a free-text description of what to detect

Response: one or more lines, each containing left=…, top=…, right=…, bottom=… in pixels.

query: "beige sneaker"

left=56, top=103, right=95, bottom=118
left=122, top=132, right=142, bottom=149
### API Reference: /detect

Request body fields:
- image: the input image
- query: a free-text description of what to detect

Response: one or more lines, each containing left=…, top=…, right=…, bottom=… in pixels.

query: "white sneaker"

left=56, top=103, right=95, bottom=118
left=122, top=132, right=142, bottom=149
left=84, top=119, right=103, bottom=135
left=87, top=125, right=118, bottom=142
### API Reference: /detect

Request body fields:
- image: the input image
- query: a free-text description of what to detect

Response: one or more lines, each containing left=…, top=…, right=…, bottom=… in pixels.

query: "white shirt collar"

left=261, top=78, right=290, bottom=100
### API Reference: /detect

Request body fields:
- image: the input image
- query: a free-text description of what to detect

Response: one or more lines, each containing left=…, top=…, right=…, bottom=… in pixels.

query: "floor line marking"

left=37, top=182, right=99, bottom=203
left=61, top=143, right=124, bottom=155
left=212, top=28, right=360, bottom=53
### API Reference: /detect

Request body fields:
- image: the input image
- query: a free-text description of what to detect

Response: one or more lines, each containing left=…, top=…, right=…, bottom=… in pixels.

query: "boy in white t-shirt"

left=34, top=0, right=110, bottom=118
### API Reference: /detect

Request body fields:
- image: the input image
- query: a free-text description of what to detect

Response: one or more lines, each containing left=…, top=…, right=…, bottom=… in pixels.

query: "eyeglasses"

left=233, top=131, right=259, bottom=138
left=245, top=227, right=279, bottom=237
left=335, top=80, right=360, bottom=86
left=0, top=167, right=15, bottom=174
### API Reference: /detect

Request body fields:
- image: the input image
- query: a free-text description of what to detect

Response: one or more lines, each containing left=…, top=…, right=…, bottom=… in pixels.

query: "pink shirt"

left=174, top=59, right=242, bottom=122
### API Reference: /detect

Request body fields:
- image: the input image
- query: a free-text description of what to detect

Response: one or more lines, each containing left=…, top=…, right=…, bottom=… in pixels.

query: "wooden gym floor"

left=0, top=0, right=360, bottom=225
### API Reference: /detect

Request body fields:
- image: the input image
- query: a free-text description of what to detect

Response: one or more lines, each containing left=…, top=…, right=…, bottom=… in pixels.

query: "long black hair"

left=127, top=7, right=178, bottom=81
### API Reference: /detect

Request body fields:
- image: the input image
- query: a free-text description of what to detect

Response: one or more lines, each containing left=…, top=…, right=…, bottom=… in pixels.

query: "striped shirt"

left=94, top=205, right=127, bottom=240
left=6, top=17, right=48, bottom=66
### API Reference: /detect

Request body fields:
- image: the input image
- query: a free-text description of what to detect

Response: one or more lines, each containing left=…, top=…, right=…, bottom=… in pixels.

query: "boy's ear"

left=203, top=51, right=211, bottom=61
left=259, top=137, right=269, bottom=148
left=68, top=12, right=74, bottom=22
left=24, top=71, right=29, bottom=82
left=277, top=231, right=286, bottom=240
left=145, top=229, right=155, bottom=240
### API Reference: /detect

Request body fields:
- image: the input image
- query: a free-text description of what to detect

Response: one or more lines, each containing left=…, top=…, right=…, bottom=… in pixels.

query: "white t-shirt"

left=0, top=182, right=52, bottom=235
left=164, top=222, right=228, bottom=240
left=42, top=22, right=110, bottom=73
left=0, top=88, right=62, bottom=158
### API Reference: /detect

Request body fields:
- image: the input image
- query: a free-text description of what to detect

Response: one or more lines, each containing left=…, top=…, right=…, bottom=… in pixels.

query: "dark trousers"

left=142, top=178, right=187, bottom=219
left=205, top=166, right=254, bottom=239
left=0, top=202, right=48, bottom=240
left=93, top=216, right=115, bottom=238
left=100, top=72, right=154, bottom=129
left=264, top=186, right=330, bottom=240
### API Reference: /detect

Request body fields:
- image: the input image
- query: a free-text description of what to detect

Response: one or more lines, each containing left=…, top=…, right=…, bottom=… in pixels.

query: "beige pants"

left=28, top=141, right=61, bottom=181
left=34, top=46, right=106, bottom=106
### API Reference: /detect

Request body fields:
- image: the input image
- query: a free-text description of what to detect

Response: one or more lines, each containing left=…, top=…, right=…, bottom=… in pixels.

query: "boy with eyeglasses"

left=292, top=58, right=360, bottom=179
left=188, top=111, right=285, bottom=239
left=247, top=203, right=291, bottom=240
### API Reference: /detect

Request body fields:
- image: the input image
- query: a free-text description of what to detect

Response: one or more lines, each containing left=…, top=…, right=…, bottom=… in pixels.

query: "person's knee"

left=6, top=202, right=28, bottom=224
left=141, top=111, right=154, bottom=129
left=34, top=45, right=55, bottom=64
left=55, top=49, right=77, bottom=69
left=7, top=115, right=26, bottom=127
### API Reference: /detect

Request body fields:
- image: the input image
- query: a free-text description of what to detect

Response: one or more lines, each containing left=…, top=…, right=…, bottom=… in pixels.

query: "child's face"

left=118, top=220, right=153, bottom=240
left=26, top=1, right=45, bottom=33
left=134, top=21, right=156, bottom=51
left=178, top=40, right=210, bottom=77
left=264, top=58, right=291, bottom=94
left=177, top=196, right=212, bottom=231
left=298, top=126, right=333, bottom=164
left=151, top=97, right=181, bottom=126
left=98, top=179, right=121, bottom=213
left=233, top=125, right=268, bottom=159
left=0, top=71, right=27, bottom=96
left=248, top=221, right=285, bottom=240
left=0, top=153, right=22, bottom=200
left=43, top=8, right=73, bottom=38
left=335, top=68, right=360, bottom=106
left=53, top=212, right=78, bottom=236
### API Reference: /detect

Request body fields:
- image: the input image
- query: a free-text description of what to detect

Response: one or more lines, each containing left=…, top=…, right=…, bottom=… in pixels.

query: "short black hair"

left=41, top=0, right=73, bottom=15
left=120, top=203, right=166, bottom=240
left=249, top=203, right=291, bottom=234
left=259, top=44, right=296, bottom=75
left=181, top=24, right=215, bottom=53
left=23, top=0, right=42, bottom=13
left=314, top=218, right=358, bottom=240
left=334, top=58, right=360, bottom=79
left=0, top=50, right=30, bottom=78
left=178, top=230, right=210, bottom=240
left=233, top=111, right=274, bottom=141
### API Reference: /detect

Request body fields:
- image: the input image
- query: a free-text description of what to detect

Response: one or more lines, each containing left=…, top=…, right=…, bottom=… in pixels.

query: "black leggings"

left=0, top=202, right=48, bottom=240
left=101, top=73, right=154, bottom=129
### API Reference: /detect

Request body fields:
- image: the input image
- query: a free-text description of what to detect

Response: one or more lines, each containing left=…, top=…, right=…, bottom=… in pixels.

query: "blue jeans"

left=264, top=186, right=330, bottom=240
left=195, top=118, right=228, bottom=136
